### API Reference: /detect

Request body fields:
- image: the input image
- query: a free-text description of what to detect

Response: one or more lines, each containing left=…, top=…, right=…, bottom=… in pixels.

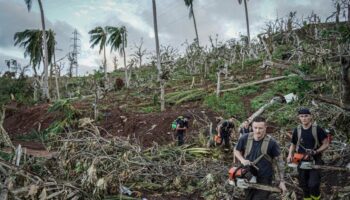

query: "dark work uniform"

left=176, top=119, right=188, bottom=146
left=239, top=127, right=251, bottom=137
left=235, top=133, right=280, bottom=200
left=291, top=125, right=327, bottom=199
left=219, top=121, right=234, bottom=148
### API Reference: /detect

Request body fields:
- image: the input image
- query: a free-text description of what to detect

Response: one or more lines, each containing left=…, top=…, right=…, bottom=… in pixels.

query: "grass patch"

left=237, top=85, right=259, bottom=96
left=250, top=90, right=275, bottom=110
left=204, top=92, right=245, bottom=118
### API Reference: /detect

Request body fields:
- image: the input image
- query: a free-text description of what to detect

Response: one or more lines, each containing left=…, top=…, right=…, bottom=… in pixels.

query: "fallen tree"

left=220, top=74, right=297, bottom=93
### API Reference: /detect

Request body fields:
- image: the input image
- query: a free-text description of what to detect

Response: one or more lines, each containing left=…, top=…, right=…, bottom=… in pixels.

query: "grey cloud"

left=0, top=1, right=76, bottom=73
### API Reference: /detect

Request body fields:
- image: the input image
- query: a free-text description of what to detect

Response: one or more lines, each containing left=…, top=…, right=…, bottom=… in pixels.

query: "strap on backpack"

left=244, top=133, right=272, bottom=165
left=296, top=122, right=319, bottom=151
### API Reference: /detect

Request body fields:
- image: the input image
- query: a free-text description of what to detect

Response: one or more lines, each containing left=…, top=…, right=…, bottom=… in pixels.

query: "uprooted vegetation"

left=2, top=6, right=350, bottom=200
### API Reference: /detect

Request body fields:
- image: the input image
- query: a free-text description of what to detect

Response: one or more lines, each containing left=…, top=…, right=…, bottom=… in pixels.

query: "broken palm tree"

left=0, top=108, right=14, bottom=151
left=220, top=74, right=297, bottom=93
left=165, top=88, right=206, bottom=105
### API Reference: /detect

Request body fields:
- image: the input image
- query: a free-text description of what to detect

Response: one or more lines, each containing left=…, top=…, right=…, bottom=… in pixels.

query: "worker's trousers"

left=176, top=132, right=184, bottom=146
left=298, top=168, right=321, bottom=199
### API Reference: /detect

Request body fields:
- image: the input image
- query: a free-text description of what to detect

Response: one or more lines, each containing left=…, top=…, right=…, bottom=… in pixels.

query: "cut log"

left=221, top=75, right=297, bottom=93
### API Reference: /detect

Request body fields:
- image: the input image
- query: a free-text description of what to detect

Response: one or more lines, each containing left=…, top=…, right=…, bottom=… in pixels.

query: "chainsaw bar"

left=228, top=180, right=282, bottom=193
left=288, top=163, right=350, bottom=171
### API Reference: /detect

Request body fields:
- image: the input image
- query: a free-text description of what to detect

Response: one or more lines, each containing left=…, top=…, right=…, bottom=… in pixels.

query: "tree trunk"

left=341, top=57, right=350, bottom=109
left=191, top=5, right=200, bottom=47
left=348, top=3, right=350, bottom=23
left=160, top=79, right=165, bottom=111
left=216, top=71, right=221, bottom=97
left=38, top=0, right=50, bottom=100
left=55, top=65, right=60, bottom=100
left=243, top=0, right=250, bottom=46
left=103, top=45, right=108, bottom=88
left=123, top=47, right=129, bottom=88
left=152, top=0, right=165, bottom=111
left=260, top=36, right=272, bottom=60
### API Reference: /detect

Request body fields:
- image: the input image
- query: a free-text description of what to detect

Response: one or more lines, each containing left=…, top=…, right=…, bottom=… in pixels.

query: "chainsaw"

left=288, top=148, right=350, bottom=171
left=228, top=166, right=282, bottom=193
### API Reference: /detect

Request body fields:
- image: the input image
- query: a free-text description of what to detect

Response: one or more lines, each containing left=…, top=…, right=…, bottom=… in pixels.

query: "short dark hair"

left=252, top=116, right=266, bottom=123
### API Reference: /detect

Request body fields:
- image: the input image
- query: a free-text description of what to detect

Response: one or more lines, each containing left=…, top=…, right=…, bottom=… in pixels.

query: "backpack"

left=296, top=122, right=332, bottom=151
left=244, top=132, right=273, bottom=164
left=171, top=116, right=184, bottom=130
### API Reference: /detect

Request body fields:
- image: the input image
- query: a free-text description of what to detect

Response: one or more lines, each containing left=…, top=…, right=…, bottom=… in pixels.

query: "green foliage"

left=250, top=90, right=275, bottom=110
left=296, top=63, right=312, bottom=74
left=243, top=58, right=262, bottom=67
left=251, top=77, right=309, bottom=110
left=272, top=76, right=310, bottom=94
left=166, top=89, right=205, bottom=105
left=0, top=151, right=12, bottom=161
left=237, top=85, right=259, bottom=96
left=272, top=45, right=293, bottom=60
left=46, top=99, right=80, bottom=138
left=0, top=76, right=33, bottom=106
left=204, top=92, right=245, bottom=118
left=266, top=102, right=298, bottom=128
left=48, top=99, right=79, bottom=121
left=140, top=106, right=155, bottom=113
left=13, top=130, right=44, bottom=142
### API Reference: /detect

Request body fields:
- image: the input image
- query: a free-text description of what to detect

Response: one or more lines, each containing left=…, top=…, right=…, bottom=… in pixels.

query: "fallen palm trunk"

left=220, top=74, right=297, bottom=93
left=166, top=88, right=206, bottom=104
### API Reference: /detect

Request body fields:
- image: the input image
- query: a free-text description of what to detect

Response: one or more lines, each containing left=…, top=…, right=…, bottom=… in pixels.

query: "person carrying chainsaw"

left=216, top=116, right=235, bottom=149
left=287, top=108, right=329, bottom=200
left=175, top=115, right=190, bottom=146
left=234, top=116, right=287, bottom=199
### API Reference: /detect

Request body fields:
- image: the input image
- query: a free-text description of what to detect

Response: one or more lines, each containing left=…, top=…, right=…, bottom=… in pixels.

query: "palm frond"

left=89, top=26, right=107, bottom=54
left=24, top=0, right=32, bottom=11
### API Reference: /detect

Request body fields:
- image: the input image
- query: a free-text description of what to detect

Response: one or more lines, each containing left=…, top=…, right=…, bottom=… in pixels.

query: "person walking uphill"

left=287, top=108, right=329, bottom=200
left=216, top=116, right=235, bottom=149
left=234, top=116, right=287, bottom=200
left=175, top=115, right=190, bottom=146
left=239, top=120, right=251, bottom=138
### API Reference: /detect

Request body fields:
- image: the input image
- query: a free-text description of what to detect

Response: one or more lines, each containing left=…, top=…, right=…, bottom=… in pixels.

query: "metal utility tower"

left=68, top=29, right=80, bottom=77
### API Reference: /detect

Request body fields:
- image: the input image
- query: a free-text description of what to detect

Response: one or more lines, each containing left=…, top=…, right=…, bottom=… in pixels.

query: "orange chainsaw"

left=228, top=166, right=282, bottom=192
left=288, top=152, right=350, bottom=171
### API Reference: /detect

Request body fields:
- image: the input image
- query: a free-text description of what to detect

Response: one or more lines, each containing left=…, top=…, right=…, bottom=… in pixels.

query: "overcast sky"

left=0, top=0, right=337, bottom=75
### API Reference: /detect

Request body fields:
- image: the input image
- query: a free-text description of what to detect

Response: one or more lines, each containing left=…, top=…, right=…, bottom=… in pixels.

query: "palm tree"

left=238, top=0, right=250, bottom=46
left=24, top=0, right=50, bottom=100
left=152, top=0, right=165, bottom=111
left=14, top=29, right=55, bottom=76
left=184, top=0, right=200, bottom=46
left=107, top=26, right=129, bottom=88
left=89, top=26, right=108, bottom=83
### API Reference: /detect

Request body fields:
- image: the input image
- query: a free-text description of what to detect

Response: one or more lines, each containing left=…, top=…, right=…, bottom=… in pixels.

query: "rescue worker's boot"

left=311, top=195, right=321, bottom=200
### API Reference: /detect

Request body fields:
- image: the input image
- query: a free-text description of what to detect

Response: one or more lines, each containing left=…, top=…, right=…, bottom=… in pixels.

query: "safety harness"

left=244, top=132, right=273, bottom=164
left=296, top=122, right=319, bottom=152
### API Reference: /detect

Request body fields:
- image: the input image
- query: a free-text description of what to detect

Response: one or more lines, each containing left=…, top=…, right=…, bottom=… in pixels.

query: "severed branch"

left=310, top=94, right=350, bottom=111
